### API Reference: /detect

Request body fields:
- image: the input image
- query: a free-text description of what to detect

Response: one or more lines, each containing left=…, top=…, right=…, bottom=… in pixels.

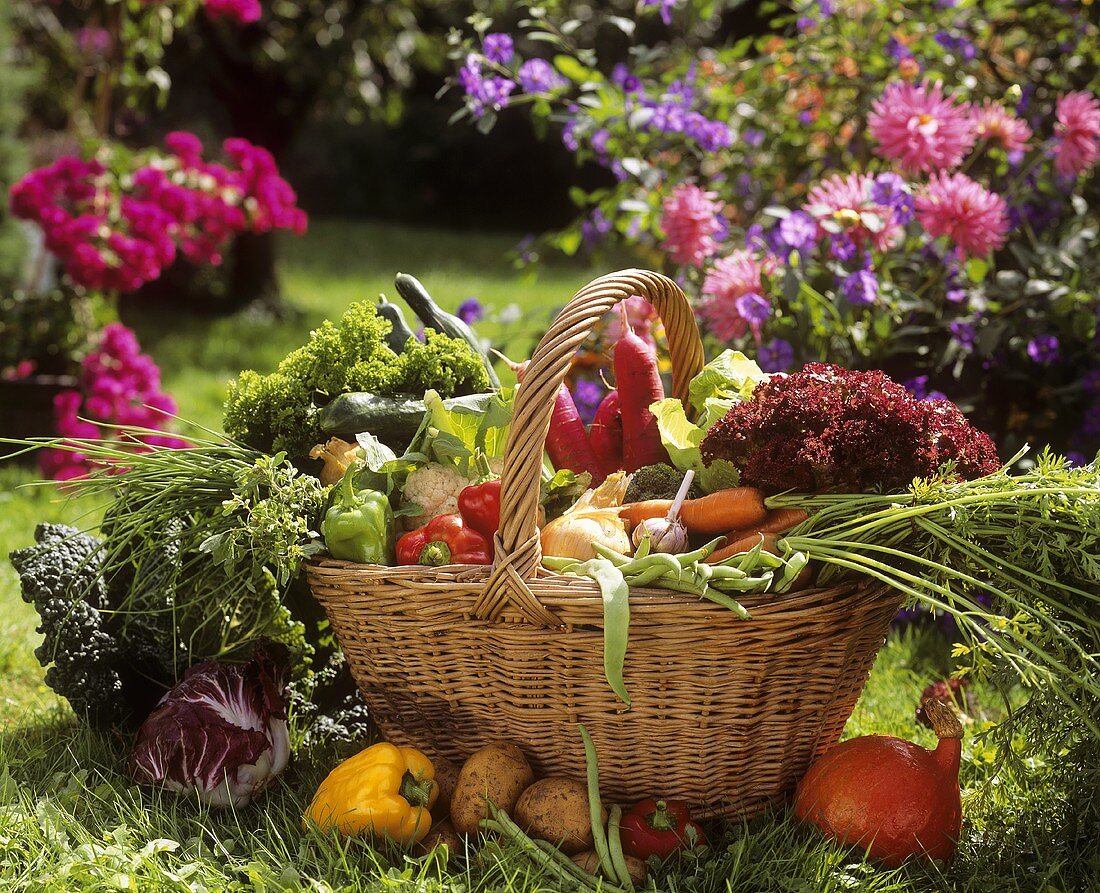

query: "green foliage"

left=0, top=2, right=33, bottom=288
left=223, top=300, right=491, bottom=457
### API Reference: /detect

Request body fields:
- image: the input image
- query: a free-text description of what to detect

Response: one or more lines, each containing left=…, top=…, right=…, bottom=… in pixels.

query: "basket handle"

left=475, top=269, right=705, bottom=627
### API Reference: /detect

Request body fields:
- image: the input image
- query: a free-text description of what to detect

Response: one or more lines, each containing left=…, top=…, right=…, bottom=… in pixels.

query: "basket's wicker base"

left=308, top=560, right=902, bottom=819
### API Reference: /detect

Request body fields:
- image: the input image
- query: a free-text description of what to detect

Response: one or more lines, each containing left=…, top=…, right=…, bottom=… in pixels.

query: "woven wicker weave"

left=307, top=269, right=901, bottom=818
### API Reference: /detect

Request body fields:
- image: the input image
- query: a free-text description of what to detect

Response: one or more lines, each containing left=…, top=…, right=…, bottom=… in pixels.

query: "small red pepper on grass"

left=620, top=798, right=706, bottom=860
left=396, top=514, right=491, bottom=566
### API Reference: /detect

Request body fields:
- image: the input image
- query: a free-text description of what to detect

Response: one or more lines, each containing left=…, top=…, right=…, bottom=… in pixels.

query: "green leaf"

left=552, top=54, right=588, bottom=84
left=652, top=398, right=703, bottom=473
left=967, top=257, right=990, bottom=283
left=688, top=350, right=766, bottom=413
left=698, top=458, right=740, bottom=493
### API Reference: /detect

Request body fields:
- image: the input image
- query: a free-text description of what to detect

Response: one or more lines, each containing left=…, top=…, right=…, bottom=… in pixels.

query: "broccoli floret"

left=223, top=301, right=490, bottom=457
left=624, top=464, right=701, bottom=504
left=10, top=524, right=125, bottom=725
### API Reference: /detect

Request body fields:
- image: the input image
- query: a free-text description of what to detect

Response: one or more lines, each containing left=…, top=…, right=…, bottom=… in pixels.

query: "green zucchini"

left=394, top=273, right=501, bottom=389
left=318, top=391, right=496, bottom=452
left=376, top=292, right=417, bottom=354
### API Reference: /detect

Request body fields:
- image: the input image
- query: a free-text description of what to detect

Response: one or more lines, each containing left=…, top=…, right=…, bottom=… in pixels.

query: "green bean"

left=699, top=588, right=752, bottom=618
left=574, top=559, right=632, bottom=706
left=706, top=564, right=748, bottom=580
left=532, top=839, right=620, bottom=890
left=607, top=805, right=636, bottom=892
left=543, top=556, right=583, bottom=572
left=592, top=543, right=633, bottom=566
left=712, top=572, right=774, bottom=593
left=580, top=725, right=619, bottom=883
left=618, top=552, right=683, bottom=580
left=633, top=531, right=651, bottom=560
left=624, top=563, right=676, bottom=588
left=676, top=537, right=726, bottom=565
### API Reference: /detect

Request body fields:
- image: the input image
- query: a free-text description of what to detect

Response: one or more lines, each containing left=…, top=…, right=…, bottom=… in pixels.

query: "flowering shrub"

left=10, top=132, right=307, bottom=294
left=40, top=323, right=189, bottom=480
left=448, top=0, right=1100, bottom=458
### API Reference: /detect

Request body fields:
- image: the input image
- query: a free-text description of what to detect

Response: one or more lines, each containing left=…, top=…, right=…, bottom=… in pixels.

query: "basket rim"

left=306, top=555, right=887, bottom=613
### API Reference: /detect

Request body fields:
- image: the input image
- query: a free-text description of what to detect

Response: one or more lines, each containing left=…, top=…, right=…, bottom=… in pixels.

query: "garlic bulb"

left=631, top=469, right=695, bottom=554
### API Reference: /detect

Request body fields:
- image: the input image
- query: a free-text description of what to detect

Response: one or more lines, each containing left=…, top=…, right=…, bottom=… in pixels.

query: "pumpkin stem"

left=922, top=698, right=963, bottom=741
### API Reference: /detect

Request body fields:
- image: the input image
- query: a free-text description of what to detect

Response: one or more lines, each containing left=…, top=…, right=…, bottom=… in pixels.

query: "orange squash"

left=793, top=698, right=963, bottom=867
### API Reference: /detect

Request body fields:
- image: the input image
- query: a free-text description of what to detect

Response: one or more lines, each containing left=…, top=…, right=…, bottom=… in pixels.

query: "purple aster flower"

left=641, top=0, right=678, bottom=25
left=735, top=292, right=771, bottom=326
left=1067, top=451, right=1087, bottom=467
left=830, top=234, right=858, bottom=263
left=581, top=209, right=613, bottom=249
left=456, top=297, right=484, bottom=325
left=797, top=15, right=816, bottom=30
left=482, top=33, right=514, bottom=65
left=905, top=375, right=947, bottom=401
left=591, top=128, right=610, bottom=155
left=572, top=379, right=605, bottom=425
left=736, top=173, right=755, bottom=197
left=562, top=119, right=580, bottom=152
left=946, top=287, right=967, bottom=304
left=742, top=128, right=765, bottom=149
left=458, top=54, right=516, bottom=117
left=842, top=269, right=878, bottom=305
left=885, top=37, right=912, bottom=61
left=745, top=224, right=768, bottom=253
left=518, top=58, right=568, bottom=94
left=611, top=64, right=641, bottom=93
left=758, top=338, right=795, bottom=373
left=949, top=319, right=976, bottom=348
left=798, top=110, right=815, bottom=124
left=1027, top=335, right=1060, bottom=364
left=778, top=211, right=817, bottom=251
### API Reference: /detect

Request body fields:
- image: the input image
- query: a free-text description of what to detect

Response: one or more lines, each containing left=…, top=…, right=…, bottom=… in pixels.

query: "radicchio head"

left=130, top=642, right=291, bottom=808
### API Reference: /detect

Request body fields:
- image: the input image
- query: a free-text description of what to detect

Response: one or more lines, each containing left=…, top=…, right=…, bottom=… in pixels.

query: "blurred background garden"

left=1, top=0, right=1099, bottom=890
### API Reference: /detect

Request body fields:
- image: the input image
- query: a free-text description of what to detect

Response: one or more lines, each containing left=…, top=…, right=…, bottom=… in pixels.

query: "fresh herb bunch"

left=20, top=431, right=329, bottom=699
left=223, top=300, right=491, bottom=456
left=770, top=451, right=1100, bottom=746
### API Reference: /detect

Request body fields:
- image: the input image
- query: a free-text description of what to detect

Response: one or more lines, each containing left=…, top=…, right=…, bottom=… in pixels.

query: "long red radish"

left=505, top=355, right=602, bottom=480
left=613, top=302, right=667, bottom=472
left=619, top=486, right=768, bottom=535
left=589, top=389, right=623, bottom=479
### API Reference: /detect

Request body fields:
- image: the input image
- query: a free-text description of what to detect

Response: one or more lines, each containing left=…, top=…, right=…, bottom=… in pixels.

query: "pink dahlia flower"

left=973, top=99, right=1032, bottom=154
left=661, top=183, right=723, bottom=267
left=803, top=172, right=903, bottom=251
left=699, top=250, right=767, bottom=341
left=1053, top=90, right=1100, bottom=177
left=868, top=80, right=976, bottom=173
left=916, top=172, right=1009, bottom=257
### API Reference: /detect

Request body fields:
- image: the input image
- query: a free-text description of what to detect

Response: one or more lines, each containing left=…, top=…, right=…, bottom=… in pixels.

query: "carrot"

left=589, top=389, right=623, bottom=481
left=619, top=486, right=768, bottom=535
left=723, top=508, right=809, bottom=542
left=507, top=355, right=602, bottom=479
left=705, top=532, right=780, bottom=565
left=613, top=303, right=667, bottom=472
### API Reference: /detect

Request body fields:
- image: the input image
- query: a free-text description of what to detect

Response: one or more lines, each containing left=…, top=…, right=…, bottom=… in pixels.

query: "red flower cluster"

left=10, top=132, right=306, bottom=294
left=40, top=323, right=189, bottom=481
left=700, top=363, right=1001, bottom=493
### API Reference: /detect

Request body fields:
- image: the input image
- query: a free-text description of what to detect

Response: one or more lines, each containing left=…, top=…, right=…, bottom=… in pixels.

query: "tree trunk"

left=227, top=231, right=286, bottom=317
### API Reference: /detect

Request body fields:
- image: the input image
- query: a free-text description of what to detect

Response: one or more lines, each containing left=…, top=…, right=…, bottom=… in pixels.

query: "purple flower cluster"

left=458, top=55, right=517, bottom=118
left=518, top=58, right=568, bottom=94
left=201, top=0, right=261, bottom=24
left=1027, top=335, right=1060, bottom=364
left=40, top=323, right=188, bottom=481
left=904, top=375, right=948, bottom=402
left=10, top=133, right=307, bottom=294
left=757, top=338, right=795, bottom=373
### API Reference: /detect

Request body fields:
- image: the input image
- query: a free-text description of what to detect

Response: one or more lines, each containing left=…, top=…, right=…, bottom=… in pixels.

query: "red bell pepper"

left=619, top=798, right=706, bottom=860
left=395, top=514, right=491, bottom=566
left=458, top=478, right=501, bottom=557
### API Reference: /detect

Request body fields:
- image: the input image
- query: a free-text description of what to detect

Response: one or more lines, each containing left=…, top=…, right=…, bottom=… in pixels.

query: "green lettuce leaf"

left=688, top=350, right=766, bottom=414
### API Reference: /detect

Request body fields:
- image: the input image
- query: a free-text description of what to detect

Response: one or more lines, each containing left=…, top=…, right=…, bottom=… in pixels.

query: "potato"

left=417, top=818, right=464, bottom=864
left=515, top=776, right=598, bottom=855
left=450, top=742, right=534, bottom=836
left=571, top=850, right=648, bottom=885
left=431, top=757, right=461, bottom=817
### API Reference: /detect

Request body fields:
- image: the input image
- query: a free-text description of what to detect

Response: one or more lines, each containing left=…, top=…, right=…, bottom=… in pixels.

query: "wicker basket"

left=306, top=269, right=902, bottom=818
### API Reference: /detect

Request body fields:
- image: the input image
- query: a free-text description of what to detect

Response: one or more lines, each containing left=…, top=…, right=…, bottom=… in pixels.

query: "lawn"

left=1, top=220, right=1096, bottom=892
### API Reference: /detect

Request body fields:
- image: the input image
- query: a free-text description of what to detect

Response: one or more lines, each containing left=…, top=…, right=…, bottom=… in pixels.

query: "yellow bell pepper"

left=304, top=742, right=439, bottom=844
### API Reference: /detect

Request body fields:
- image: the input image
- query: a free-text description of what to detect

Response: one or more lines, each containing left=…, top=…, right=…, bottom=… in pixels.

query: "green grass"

left=1, top=220, right=1097, bottom=891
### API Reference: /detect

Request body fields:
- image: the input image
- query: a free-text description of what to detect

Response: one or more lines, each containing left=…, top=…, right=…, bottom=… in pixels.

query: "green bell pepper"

left=322, top=469, right=394, bottom=564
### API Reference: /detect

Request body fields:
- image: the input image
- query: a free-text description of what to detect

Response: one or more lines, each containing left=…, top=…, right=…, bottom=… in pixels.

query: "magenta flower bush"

left=11, top=133, right=306, bottom=294
left=447, top=0, right=1100, bottom=459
